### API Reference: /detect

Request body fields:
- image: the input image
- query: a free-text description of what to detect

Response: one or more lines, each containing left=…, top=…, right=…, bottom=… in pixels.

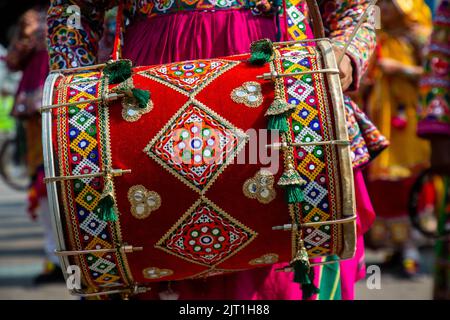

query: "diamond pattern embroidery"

left=69, top=109, right=96, bottom=131
left=156, top=199, right=257, bottom=266
left=79, top=208, right=107, bottom=237
left=145, top=101, right=248, bottom=193
left=72, top=158, right=100, bottom=184
left=303, top=182, right=328, bottom=207
left=138, top=59, right=239, bottom=96
left=89, top=256, right=116, bottom=274
left=304, top=229, right=331, bottom=247
left=70, top=131, right=97, bottom=158
left=298, top=154, right=326, bottom=181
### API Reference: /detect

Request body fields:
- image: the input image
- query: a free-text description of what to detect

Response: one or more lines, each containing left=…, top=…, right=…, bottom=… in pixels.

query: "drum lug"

left=55, top=244, right=143, bottom=256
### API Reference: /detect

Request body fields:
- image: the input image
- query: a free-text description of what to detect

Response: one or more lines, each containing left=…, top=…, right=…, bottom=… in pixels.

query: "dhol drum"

left=42, top=39, right=356, bottom=298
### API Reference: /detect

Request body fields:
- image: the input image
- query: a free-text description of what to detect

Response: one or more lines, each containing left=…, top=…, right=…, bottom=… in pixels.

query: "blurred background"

left=0, top=0, right=448, bottom=300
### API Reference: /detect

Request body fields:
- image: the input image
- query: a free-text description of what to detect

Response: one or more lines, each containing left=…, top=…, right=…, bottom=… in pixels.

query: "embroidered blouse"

left=47, top=0, right=376, bottom=91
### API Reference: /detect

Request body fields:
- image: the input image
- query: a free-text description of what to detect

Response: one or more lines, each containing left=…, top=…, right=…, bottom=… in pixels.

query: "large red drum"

left=42, top=40, right=355, bottom=297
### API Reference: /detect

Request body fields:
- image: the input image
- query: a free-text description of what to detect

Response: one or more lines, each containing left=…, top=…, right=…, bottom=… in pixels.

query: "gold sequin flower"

left=231, top=81, right=263, bottom=108
left=243, top=170, right=276, bottom=204
left=127, top=185, right=161, bottom=219
left=249, top=253, right=279, bottom=265
left=142, top=267, right=173, bottom=280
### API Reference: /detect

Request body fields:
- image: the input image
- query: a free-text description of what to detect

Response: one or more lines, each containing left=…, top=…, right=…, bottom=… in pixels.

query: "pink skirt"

left=121, top=10, right=375, bottom=300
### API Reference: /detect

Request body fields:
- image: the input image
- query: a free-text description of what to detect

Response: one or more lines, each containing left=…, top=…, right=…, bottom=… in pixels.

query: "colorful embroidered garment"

left=47, top=0, right=386, bottom=169
left=418, top=0, right=450, bottom=137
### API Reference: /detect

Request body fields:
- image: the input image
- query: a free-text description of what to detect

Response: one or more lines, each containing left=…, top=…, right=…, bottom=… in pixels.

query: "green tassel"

left=268, top=114, right=289, bottom=133
left=95, top=194, right=118, bottom=222
left=131, top=88, right=151, bottom=109
left=285, top=185, right=305, bottom=204
left=249, top=39, right=274, bottom=65
left=291, top=241, right=320, bottom=300
left=104, top=60, right=132, bottom=84
left=301, top=274, right=320, bottom=300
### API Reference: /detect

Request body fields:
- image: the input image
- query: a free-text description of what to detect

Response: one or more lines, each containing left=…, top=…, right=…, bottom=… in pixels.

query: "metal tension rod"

left=70, top=284, right=150, bottom=297
left=55, top=245, right=143, bottom=257
left=274, top=38, right=331, bottom=47
left=272, top=215, right=357, bottom=231
left=40, top=93, right=124, bottom=112
left=44, top=169, right=132, bottom=184
left=276, top=258, right=348, bottom=272
left=257, top=69, right=340, bottom=80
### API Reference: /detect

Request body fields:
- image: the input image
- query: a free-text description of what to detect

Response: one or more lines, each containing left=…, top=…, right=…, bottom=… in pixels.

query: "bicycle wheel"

left=0, top=138, right=30, bottom=191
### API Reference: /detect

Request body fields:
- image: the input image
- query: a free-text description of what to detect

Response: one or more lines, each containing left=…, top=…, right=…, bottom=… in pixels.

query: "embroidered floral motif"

left=155, top=198, right=257, bottom=267
left=127, top=185, right=161, bottom=219
left=144, top=100, right=248, bottom=193
left=243, top=170, right=276, bottom=204
left=231, top=81, right=263, bottom=108
left=249, top=253, right=279, bottom=265
left=138, top=60, right=239, bottom=97
left=142, top=267, right=173, bottom=279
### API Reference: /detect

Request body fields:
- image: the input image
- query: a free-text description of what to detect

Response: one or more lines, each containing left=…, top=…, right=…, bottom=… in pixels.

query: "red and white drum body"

left=43, top=40, right=355, bottom=296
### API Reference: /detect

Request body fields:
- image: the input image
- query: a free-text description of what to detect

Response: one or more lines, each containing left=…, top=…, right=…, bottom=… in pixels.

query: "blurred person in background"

left=5, top=4, right=63, bottom=284
left=0, top=44, right=20, bottom=136
left=363, top=0, right=433, bottom=277
left=417, top=0, right=450, bottom=299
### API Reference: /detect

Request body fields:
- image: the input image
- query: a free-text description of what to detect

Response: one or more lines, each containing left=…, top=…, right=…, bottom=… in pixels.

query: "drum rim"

left=317, top=40, right=356, bottom=260
left=42, top=72, right=72, bottom=281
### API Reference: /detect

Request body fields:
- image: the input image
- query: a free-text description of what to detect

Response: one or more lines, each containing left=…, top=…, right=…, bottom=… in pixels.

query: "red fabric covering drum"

left=42, top=40, right=356, bottom=297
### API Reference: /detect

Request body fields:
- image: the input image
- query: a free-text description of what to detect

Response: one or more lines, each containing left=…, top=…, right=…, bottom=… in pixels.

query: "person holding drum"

left=45, top=0, right=387, bottom=300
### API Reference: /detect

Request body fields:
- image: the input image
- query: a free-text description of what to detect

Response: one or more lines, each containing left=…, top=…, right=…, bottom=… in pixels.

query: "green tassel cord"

left=131, top=88, right=151, bottom=109
left=267, top=114, right=290, bottom=133
left=284, top=185, right=305, bottom=204
left=278, top=167, right=307, bottom=204
left=95, top=176, right=118, bottom=222
left=291, top=239, right=320, bottom=300
left=249, top=39, right=274, bottom=65
left=95, top=194, right=118, bottom=222
left=104, top=60, right=133, bottom=84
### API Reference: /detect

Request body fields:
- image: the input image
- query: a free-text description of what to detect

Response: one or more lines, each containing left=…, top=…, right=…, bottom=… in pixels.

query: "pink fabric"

left=123, top=9, right=288, bottom=65
left=122, top=11, right=375, bottom=300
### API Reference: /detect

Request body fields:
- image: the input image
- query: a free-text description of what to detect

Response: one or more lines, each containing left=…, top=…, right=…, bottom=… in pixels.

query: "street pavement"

left=0, top=180, right=434, bottom=300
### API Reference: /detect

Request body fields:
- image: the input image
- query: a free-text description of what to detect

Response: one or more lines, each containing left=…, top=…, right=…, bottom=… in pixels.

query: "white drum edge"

left=318, top=40, right=356, bottom=260
left=42, top=73, right=71, bottom=279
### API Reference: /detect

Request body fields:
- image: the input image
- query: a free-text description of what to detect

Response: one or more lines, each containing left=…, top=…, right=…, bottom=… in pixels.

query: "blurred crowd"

left=0, top=0, right=448, bottom=299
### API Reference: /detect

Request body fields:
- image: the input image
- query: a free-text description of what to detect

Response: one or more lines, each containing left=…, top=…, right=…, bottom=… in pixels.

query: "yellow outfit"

left=367, top=2, right=432, bottom=181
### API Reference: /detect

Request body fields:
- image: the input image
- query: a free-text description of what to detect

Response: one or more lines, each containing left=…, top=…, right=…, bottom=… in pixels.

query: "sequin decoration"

left=249, top=253, right=279, bottom=265
left=231, top=81, right=263, bottom=108
left=243, top=170, right=276, bottom=204
left=128, top=185, right=161, bottom=219
left=142, top=267, right=174, bottom=279
left=122, top=97, right=154, bottom=122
